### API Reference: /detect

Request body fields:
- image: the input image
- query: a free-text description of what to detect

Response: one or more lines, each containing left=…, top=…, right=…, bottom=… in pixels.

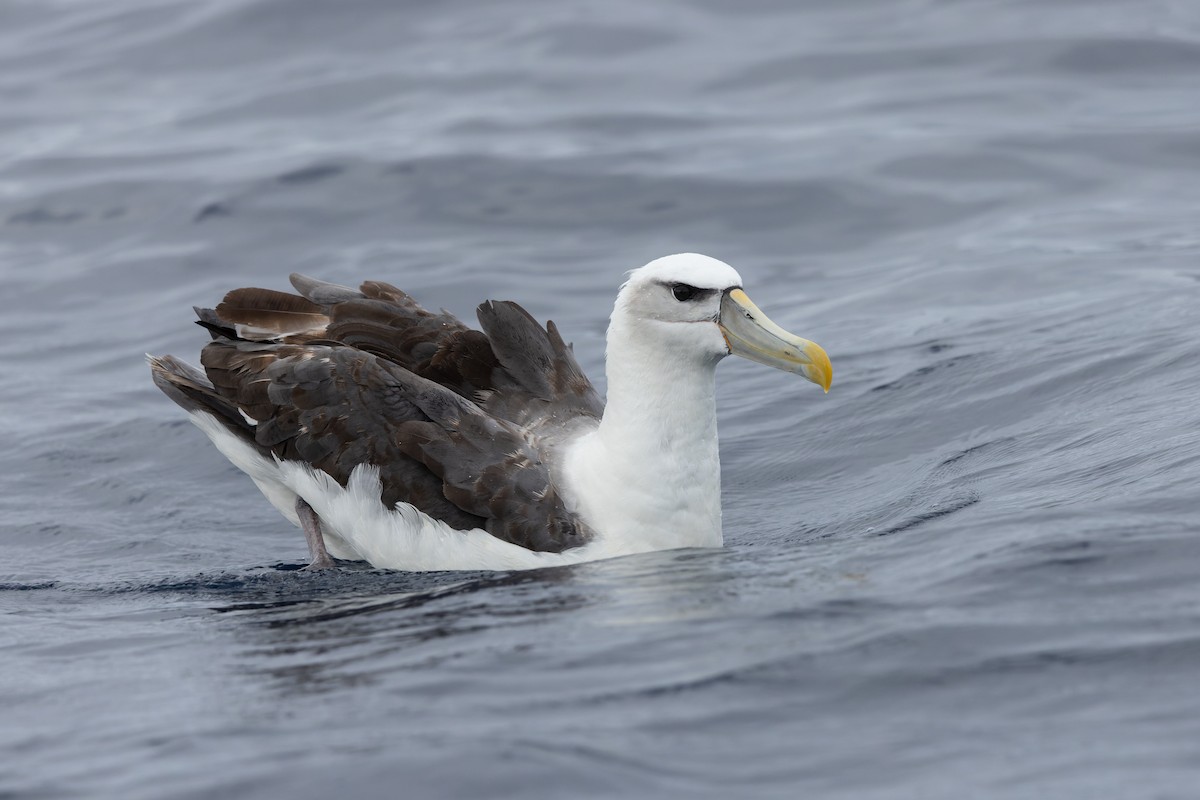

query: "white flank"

left=190, top=412, right=591, bottom=570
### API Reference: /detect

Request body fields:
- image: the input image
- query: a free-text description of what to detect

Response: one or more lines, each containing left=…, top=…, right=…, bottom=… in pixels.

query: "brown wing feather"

left=214, top=288, right=329, bottom=338
left=199, top=341, right=488, bottom=533
left=196, top=339, right=590, bottom=552
left=159, top=273, right=603, bottom=553
left=283, top=273, right=604, bottom=424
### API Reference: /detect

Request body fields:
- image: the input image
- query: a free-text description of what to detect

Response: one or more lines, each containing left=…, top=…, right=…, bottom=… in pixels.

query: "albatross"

left=149, top=253, right=831, bottom=571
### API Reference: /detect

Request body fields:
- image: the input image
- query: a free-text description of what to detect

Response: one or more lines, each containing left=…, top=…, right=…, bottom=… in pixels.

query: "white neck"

left=563, top=315, right=725, bottom=554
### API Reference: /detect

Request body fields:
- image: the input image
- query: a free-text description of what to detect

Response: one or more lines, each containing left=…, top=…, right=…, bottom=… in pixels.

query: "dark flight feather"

left=214, top=288, right=329, bottom=338
left=151, top=274, right=603, bottom=554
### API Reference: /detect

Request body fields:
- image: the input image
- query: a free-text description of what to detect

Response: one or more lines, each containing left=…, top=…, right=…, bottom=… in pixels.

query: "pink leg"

left=296, top=497, right=336, bottom=570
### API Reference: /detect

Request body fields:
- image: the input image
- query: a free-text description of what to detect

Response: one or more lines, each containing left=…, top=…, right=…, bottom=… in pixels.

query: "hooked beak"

left=718, top=288, right=832, bottom=392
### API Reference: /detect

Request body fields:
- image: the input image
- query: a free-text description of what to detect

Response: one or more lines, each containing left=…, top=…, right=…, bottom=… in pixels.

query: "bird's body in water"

left=149, top=253, right=832, bottom=571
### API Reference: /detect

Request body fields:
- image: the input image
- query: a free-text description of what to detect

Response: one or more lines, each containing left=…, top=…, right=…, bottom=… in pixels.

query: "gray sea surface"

left=3, top=1, right=1200, bottom=798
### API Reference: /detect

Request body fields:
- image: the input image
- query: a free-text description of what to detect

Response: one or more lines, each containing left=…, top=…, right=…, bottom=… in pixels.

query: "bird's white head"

left=612, top=253, right=832, bottom=391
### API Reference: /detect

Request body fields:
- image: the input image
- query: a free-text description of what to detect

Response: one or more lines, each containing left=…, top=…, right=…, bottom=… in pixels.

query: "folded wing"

left=152, top=275, right=602, bottom=553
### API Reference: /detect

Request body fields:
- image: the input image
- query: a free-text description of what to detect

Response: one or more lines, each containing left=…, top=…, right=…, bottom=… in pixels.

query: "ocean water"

left=3, top=0, right=1200, bottom=797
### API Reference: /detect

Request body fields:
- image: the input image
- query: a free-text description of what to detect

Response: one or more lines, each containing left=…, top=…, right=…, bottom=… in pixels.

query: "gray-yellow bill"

left=718, top=288, right=832, bottom=392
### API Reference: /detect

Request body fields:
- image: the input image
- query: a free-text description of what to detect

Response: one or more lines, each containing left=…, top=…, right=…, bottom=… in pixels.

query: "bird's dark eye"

left=672, top=283, right=701, bottom=302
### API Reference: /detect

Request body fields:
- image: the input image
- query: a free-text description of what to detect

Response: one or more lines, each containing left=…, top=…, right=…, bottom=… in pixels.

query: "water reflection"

left=209, top=562, right=589, bottom=696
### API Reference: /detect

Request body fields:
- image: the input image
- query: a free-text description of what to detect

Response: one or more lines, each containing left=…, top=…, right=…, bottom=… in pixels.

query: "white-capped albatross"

left=149, top=253, right=832, bottom=571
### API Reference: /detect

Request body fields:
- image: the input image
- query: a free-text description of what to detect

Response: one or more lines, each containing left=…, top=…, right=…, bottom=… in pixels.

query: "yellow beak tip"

left=810, top=348, right=833, bottom=394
